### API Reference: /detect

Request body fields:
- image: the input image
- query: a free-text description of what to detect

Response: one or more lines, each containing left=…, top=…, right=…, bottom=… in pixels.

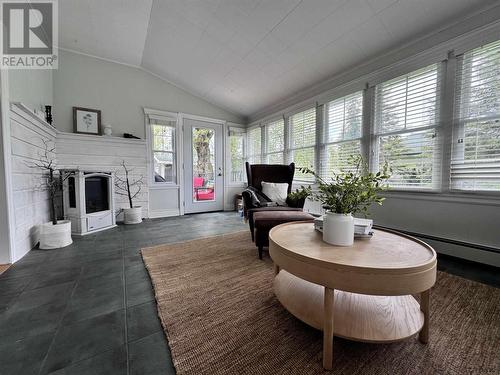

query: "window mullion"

left=439, top=54, right=456, bottom=192
left=452, top=55, right=467, bottom=165
left=262, top=125, right=266, bottom=162
left=315, top=103, right=323, bottom=178
left=283, top=115, right=289, bottom=164
left=362, top=85, right=375, bottom=172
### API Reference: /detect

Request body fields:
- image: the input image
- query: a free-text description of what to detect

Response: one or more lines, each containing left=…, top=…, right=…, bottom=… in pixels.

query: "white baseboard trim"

left=149, top=208, right=180, bottom=219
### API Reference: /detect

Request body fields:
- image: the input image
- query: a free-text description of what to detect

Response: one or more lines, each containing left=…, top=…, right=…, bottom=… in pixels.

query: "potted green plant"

left=301, top=155, right=390, bottom=246
left=286, top=185, right=312, bottom=208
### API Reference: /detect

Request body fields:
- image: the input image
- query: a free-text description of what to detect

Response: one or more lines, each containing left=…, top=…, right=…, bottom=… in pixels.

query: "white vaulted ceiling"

left=59, top=0, right=498, bottom=119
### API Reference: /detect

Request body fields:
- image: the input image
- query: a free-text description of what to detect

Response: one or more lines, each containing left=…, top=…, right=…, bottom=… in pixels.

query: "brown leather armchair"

left=242, top=162, right=302, bottom=240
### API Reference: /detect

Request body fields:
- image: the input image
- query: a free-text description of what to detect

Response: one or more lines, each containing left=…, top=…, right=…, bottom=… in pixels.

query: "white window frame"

left=286, top=106, right=317, bottom=182
left=264, top=117, right=285, bottom=164
left=246, top=125, right=263, bottom=165
left=320, top=91, right=364, bottom=179
left=144, top=108, right=180, bottom=187
left=227, top=126, right=247, bottom=186
left=372, top=63, right=443, bottom=191
left=450, top=40, right=500, bottom=193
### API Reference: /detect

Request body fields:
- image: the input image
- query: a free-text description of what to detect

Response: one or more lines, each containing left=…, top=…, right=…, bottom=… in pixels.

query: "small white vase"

left=103, top=125, right=112, bottom=136
left=124, top=206, right=142, bottom=224
left=323, top=212, right=354, bottom=246
left=39, top=220, right=73, bottom=249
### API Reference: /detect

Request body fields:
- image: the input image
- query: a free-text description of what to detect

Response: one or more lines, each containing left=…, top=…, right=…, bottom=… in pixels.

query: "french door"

left=183, top=118, right=224, bottom=213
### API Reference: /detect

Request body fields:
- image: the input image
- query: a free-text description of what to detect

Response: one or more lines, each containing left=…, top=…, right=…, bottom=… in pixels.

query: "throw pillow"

left=261, top=182, right=289, bottom=206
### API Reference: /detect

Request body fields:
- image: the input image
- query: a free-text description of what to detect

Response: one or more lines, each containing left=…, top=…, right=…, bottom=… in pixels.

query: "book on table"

left=314, top=216, right=373, bottom=238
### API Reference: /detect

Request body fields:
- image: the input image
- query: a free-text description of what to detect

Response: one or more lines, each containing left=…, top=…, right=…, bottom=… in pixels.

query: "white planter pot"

left=39, top=220, right=73, bottom=249
left=323, top=212, right=354, bottom=246
left=124, top=206, right=142, bottom=224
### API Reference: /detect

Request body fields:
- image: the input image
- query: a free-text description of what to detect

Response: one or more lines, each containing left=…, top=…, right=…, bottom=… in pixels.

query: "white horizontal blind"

left=150, top=117, right=176, bottom=183
left=288, top=107, right=316, bottom=181
left=374, top=64, right=442, bottom=190
left=228, top=127, right=246, bottom=184
left=451, top=40, right=500, bottom=191
left=247, top=126, right=262, bottom=164
left=321, top=91, right=363, bottom=178
left=265, top=118, right=284, bottom=164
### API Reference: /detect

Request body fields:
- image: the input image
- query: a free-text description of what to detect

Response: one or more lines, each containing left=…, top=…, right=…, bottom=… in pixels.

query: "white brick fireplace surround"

left=6, top=103, right=148, bottom=262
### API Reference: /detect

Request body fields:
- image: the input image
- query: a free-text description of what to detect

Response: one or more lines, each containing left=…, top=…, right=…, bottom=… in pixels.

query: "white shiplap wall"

left=10, top=103, right=57, bottom=261
left=9, top=103, right=149, bottom=261
left=56, top=132, right=149, bottom=220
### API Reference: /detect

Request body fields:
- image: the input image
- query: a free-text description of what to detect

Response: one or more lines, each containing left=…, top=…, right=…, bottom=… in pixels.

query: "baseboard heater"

left=373, top=225, right=500, bottom=255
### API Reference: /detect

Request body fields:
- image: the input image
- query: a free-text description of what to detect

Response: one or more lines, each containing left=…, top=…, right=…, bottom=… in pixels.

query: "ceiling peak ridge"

left=58, top=47, right=247, bottom=123
left=139, top=0, right=155, bottom=68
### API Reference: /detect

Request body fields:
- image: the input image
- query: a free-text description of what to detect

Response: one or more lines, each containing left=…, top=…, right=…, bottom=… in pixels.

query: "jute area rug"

left=141, top=231, right=500, bottom=375
left=0, top=264, right=10, bottom=275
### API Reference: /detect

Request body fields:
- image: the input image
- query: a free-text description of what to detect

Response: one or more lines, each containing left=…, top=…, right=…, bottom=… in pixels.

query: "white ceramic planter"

left=323, top=212, right=354, bottom=246
left=39, top=220, right=73, bottom=249
left=124, top=206, right=142, bottom=224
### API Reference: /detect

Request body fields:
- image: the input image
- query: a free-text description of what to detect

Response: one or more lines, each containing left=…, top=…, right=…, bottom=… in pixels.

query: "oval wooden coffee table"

left=269, top=222, right=437, bottom=370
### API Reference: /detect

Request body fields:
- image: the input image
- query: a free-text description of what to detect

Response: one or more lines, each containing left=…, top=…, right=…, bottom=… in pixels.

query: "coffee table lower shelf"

left=274, top=270, right=425, bottom=343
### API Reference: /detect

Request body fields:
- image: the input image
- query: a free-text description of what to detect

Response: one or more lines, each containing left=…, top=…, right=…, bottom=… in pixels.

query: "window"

left=247, top=126, right=262, bottom=164
left=288, top=107, right=316, bottom=181
left=451, top=40, right=500, bottom=191
left=228, top=127, right=246, bottom=184
left=374, top=64, right=442, bottom=189
left=321, top=91, right=363, bottom=178
left=265, top=118, right=284, bottom=164
left=248, top=38, right=500, bottom=198
left=150, top=118, right=176, bottom=183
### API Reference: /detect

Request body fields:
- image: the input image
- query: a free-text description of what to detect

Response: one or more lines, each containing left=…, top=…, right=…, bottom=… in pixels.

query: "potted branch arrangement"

left=115, top=161, right=144, bottom=224
left=301, top=155, right=390, bottom=246
left=28, top=140, right=74, bottom=249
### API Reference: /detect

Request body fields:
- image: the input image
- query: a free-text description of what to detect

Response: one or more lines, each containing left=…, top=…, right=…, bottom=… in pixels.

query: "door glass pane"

left=192, top=127, right=215, bottom=202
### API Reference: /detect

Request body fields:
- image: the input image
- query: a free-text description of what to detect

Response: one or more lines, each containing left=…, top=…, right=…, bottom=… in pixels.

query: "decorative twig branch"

left=115, top=160, right=144, bottom=208
left=25, top=139, right=75, bottom=225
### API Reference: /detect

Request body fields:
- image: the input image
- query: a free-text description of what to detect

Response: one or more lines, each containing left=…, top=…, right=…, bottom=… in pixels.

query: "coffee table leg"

left=323, top=287, right=334, bottom=370
left=419, top=289, right=430, bottom=344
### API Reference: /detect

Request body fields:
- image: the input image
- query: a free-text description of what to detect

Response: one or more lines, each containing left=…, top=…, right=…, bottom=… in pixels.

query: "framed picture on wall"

left=73, top=107, right=102, bottom=135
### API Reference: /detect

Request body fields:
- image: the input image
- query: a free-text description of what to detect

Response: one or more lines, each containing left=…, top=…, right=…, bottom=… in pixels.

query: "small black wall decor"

left=45, top=105, right=52, bottom=125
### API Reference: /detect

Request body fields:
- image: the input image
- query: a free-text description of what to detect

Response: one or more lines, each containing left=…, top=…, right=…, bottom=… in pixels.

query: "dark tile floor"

left=0, top=212, right=247, bottom=375
left=0, top=212, right=497, bottom=375
left=436, top=253, right=500, bottom=288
